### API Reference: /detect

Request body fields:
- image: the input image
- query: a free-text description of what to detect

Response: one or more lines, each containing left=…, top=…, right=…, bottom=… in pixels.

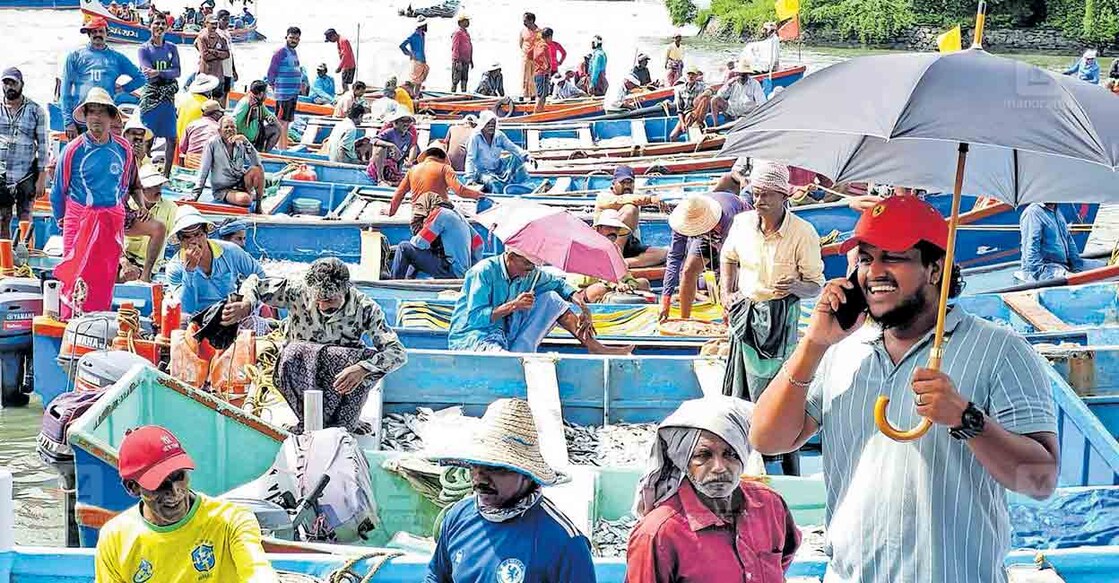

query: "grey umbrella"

left=719, top=46, right=1119, bottom=442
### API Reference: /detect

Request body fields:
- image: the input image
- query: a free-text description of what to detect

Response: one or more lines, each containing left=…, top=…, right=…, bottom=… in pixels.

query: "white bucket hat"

left=123, top=114, right=153, bottom=141
left=436, top=398, right=560, bottom=486
left=669, top=195, right=721, bottom=237
left=168, top=206, right=213, bottom=243
left=188, top=73, right=221, bottom=94
left=733, top=56, right=755, bottom=74
left=593, top=209, right=631, bottom=236
left=488, top=62, right=502, bottom=72
left=386, top=110, right=415, bottom=124
left=138, top=164, right=167, bottom=189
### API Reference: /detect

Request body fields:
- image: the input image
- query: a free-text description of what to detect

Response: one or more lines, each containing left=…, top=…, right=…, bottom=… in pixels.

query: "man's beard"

left=870, top=289, right=927, bottom=330
left=3, top=89, right=19, bottom=101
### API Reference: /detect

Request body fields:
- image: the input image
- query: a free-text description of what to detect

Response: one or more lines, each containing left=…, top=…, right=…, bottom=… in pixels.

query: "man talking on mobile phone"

left=750, top=195, right=1060, bottom=583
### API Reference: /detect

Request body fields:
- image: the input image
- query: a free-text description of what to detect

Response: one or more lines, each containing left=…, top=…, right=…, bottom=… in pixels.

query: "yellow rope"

left=116, top=304, right=141, bottom=354
left=326, top=550, right=405, bottom=583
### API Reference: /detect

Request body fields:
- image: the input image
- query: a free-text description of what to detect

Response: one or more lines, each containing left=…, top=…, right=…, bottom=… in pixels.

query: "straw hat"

left=506, top=245, right=544, bottom=266
left=669, top=195, right=721, bottom=237
left=438, top=398, right=559, bottom=486
left=593, top=209, right=631, bottom=236
left=123, top=114, right=153, bottom=141
left=168, top=206, right=213, bottom=243
left=733, top=56, right=755, bottom=74
left=201, top=100, right=223, bottom=115
left=386, top=110, right=414, bottom=124
left=456, top=12, right=469, bottom=22
left=188, top=73, right=221, bottom=94
left=419, top=141, right=447, bottom=162
left=73, top=87, right=119, bottom=124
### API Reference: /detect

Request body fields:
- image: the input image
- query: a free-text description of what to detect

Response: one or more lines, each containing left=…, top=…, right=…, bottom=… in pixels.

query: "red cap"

left=839, top=195, right=948, bottom=254
left=118, top=425, right=195, bottom=490
left=81, top=17, right=109, bottom=33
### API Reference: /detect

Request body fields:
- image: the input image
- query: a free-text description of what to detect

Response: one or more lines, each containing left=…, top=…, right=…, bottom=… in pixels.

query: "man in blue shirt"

left=390, top=205, right=482, bottom=280
left=399, top=17, right=429, bottom=91
left=448, top=248, right=632, bottom=354
left=464, top=111, right=534, bottom=193
left=1016, top=203, right=1103, bottom=283
left=0, top=67, right=48, bottom=242
left=164, top=207, right=265, bottom=314
left=61, top=16, right=145, bottom=138
left=1063, top=49, right=1100, bottom=84
left=309, top=64, right=336, bottom=105
left=428, top=398, right=596, bottom=583
left=266, top=26, right=302, bottom=150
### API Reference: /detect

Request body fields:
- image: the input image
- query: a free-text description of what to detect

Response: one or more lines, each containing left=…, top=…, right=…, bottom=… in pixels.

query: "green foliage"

left=666, top=0, right=698, bottom=26
left=704, top=0, right=780, bottom=36
left=808, top=0, right=917, bottom=43
left=1081, top=0, right=1119, bottom=43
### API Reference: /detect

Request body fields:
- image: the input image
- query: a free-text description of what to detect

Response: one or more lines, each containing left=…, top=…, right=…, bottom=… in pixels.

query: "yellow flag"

left=775, top=0, right=800, bottom=22
left=937, top=25, right=962, bottom=53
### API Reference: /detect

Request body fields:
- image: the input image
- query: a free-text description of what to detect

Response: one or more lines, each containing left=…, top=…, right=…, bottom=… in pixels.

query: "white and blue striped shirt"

left=806, top=308, right=1057, bottom=583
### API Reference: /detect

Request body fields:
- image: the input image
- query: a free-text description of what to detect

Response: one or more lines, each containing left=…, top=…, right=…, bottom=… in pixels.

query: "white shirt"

left=604, top=80, right=632, bottom=111
left=720, top=210, right=825, bottom=301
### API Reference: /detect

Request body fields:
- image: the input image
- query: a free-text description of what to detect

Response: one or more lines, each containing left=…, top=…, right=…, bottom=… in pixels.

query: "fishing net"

left=277, top=573, right=323, bottom=583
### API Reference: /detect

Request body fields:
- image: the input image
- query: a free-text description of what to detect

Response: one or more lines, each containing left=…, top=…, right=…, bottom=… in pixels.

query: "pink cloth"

left=180, top=118, right=220, bottom=158
left=451, top=29, right=472, bottom=63
left=55, top=198, right=125, bottom=319
left=625, top=480, right=801, bottom=583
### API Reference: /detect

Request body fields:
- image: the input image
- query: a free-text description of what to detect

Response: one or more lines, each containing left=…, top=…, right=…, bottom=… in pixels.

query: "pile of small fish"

left=592, top=515, right=638, bottom=558
left=565, top=422, right=657, bottom=466
left=380, top=408, right=655, bottom=466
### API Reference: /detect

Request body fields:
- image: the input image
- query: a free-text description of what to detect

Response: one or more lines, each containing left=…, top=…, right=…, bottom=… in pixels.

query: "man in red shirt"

left=627, top=396, right=800, bottom=582
left=544, top=27, right=566, bottom=77
left=450, top=14, right=473, bottom=93
left=324, top=28, right=357, bottom=93
left=531, top=30, right=551, bottom=113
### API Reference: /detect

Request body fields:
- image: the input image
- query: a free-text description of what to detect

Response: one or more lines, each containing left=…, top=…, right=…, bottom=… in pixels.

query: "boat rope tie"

left=71, top=277, right=88, bottom=318
left=326, top=550, right=405, bottom=583
left=116, top=304, right=141, bottom=354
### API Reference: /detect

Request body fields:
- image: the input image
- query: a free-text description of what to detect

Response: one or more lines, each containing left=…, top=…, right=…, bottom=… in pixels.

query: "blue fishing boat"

left=0, top=0, right=142, bottom=8
left=79, top=0, right=264, bottom=44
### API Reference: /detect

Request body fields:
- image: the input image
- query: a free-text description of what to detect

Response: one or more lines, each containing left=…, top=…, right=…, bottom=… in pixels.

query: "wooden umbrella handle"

left=874, top=395, right=933, bottom=441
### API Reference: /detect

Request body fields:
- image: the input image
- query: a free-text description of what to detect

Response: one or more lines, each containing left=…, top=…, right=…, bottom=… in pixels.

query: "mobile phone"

left=833, top=270, right=867, bottom=330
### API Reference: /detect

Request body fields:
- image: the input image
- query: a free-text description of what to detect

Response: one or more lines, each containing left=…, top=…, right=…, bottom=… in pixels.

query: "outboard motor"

left=0, top=277, right=43, bottom=407
left=57, top=311, right=154, bottom=379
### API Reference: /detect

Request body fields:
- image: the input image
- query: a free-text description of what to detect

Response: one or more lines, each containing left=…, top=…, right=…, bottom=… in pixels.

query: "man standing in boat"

left=216, top=10, right=239, bottom=107
left=224, top=257, right=408, bottom=434
left=95, top=425, right=277, bottom=582
left=400, top=17, right=430, bottom=93
left=719, top=161, right=824, bottom=475
left=428, top=398, right=595, bottom=583
left=136, top=14, right=181, bottom=178
left=1016, top=203, right=1104, bottom=283
left=60, top=16, right=145, bottom=139
left=194, top=16, right=230, bottom=103
left=519, top=12, right=540, bottom=99
left=266, top=26, right=303, bottom=150
left=450, top=14, right=473, bottom=93
left=448, top=247, right=633, bottom=355
left=664, top=32, right=685, bottom=86
left=0, top=67, right=47, bottom=244
left=589, top=35, right=608, bottom=96
left=750, top=195, right=1060, bottom=582
left=324, top=28, right=357, bottom=93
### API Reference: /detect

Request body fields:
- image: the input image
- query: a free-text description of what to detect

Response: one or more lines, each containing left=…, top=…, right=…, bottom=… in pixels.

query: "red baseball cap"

left=118, top=425, right=195, bottom=490
left=81, top=17, right=109, bottom=34
left=839, top=195, right=948, bottom=254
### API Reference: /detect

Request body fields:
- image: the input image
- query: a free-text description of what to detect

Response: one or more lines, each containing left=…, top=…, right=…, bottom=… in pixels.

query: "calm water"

left=0, top=0, right=1113, bottom=546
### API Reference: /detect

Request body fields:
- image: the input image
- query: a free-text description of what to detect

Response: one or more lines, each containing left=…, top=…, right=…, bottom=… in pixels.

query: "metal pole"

left=0, top=468, right=13, bottom=552
left=355, top=23, right=361, bottom=75
left=304, top=390, right=324, bottom=433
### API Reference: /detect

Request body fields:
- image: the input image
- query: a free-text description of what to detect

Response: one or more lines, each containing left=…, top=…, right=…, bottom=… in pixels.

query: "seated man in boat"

left=233, top=80, right=281, bottom=153
left=659, top=186, right=750, bottom=322
left=631, top=53, right=660, bottom=89
left=709, top=58, right=766, bottom=125
left=551, top=68, right=587, bottom=101
left=668, top=64, right=708, bottom=141
left=1015, top=202, right=1104, bottom=282
left=333, top=80, right=368, bottom=118
left=390, top=203, right=484, bottom=280
left=120, top=165, right=177, bottom=283
left=475, top=62, right=505, bottom=97
left=179, top=98, right=223, bottom=169
left=224, top=257, right=408, bottom=434
left=214, top=217, right=249, bottom=248
left=327, top=103, right=369, bottom=165
left=448, top=247, right=634, bottom=355
left=464, top=111, right=534, bottom=193
left=567, top=209, right=651, bottom=303
left=603, top=73, right=641, bottom=113
left=190, top=116, right=266, bottom=210
left=594, top=165, right=668, bottom=268
left=95, top=425, right=276, bottom=582
left=165, top=207, right=265, bottom=315
left=429, top=398, right=595, bottom=583
left=366, top=110, right=417, bottom=186
left=751, top=194, right=1061, bottom=580
left=365, top=84, right=402, bottom=123
left=309, top=63, right=337, bottom=105
left=720, top=161, right=824, bottom=475
left=383, top=142, right=484, bottom=233
left=627, top=396, right=799, bottom=582
left=446, top=115, right=477, bottom=172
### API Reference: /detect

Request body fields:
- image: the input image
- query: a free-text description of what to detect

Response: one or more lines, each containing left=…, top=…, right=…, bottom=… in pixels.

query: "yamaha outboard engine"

left=0, top=277, right=43, bottom=407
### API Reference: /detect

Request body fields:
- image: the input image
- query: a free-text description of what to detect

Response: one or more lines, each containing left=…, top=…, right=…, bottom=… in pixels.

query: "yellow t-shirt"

left=123, top=198, right=178, bottom=268
left=94, top=493, right=276, bottom=583
left=666, top=44, right=685, bottom=63
left=394, top=87, right=414, bottom=114
left=176, top=94, right=208, bottom=143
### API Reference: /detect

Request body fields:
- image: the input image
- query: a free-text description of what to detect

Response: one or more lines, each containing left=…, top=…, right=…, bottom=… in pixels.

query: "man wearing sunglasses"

left=94, top=425, right=277, bottom=582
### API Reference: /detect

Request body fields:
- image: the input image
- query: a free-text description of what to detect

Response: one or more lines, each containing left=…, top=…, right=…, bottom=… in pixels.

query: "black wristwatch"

left=950, top=402, right=985, bottom=440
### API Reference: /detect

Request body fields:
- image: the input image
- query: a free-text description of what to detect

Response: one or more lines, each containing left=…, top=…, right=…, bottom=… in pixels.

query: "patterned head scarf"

left=748, top=160, right=791, bottom=196
left=633, top=396, right=757, bottom=517
left=304, top=257, right=351, bottom=301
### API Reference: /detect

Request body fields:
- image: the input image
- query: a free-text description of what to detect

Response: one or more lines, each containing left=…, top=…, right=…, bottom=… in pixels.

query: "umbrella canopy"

left=477, top=201, right=628, bottom=282
left=720, top=48, right=1119, bottom=206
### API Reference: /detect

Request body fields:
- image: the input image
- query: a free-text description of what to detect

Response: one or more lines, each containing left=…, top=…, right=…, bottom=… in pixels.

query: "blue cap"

left=1, top=67, right=22, bottom=83
left=613, top=165, right=635, bottom=183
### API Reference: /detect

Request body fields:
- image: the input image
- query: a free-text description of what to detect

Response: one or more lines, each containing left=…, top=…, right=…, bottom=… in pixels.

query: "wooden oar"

left=983, top=262, right=1119, bottom=295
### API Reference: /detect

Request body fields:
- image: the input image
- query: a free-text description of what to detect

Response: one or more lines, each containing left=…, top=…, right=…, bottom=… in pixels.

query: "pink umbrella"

left=476, top=201, right=628, bottom=282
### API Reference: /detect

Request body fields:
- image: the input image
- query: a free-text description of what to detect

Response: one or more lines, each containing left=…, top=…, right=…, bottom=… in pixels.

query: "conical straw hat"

left=436, top=398, right=559, bottom=486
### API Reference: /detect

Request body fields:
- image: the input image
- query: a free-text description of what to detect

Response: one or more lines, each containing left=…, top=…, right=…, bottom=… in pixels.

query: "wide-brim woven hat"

left=188, top=73, right=221, bottom=94
left=437, top=398, right=560, bottom=486
left=669, top=195, right=721, bottom=237
left=72, top=87, right=118, bottom=124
